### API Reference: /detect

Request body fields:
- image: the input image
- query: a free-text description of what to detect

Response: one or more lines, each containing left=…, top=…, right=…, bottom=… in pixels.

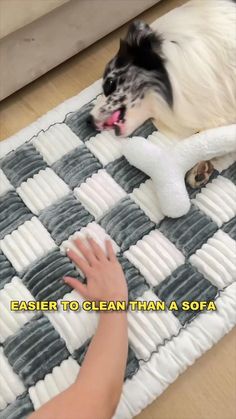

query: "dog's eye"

left=103, top=78, right=117, bottom=96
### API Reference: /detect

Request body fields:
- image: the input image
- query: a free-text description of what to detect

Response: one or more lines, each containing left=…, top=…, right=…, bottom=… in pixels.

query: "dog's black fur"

left=103, top=21, right=173, bottom=109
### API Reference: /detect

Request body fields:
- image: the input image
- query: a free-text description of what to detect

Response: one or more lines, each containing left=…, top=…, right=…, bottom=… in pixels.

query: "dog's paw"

left=186, top=160, right=214, bottom=189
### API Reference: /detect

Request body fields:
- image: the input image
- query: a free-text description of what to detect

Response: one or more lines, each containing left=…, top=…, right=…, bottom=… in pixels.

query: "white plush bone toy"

left=123, top=125, right=236, bottom=218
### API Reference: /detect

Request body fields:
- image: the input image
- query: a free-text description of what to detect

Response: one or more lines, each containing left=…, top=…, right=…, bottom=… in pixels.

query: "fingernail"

left=66, top=248, right=71, bottom=254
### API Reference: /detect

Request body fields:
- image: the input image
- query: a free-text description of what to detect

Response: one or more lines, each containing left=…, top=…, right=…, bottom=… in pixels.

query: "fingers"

left=87, top=237, right=106, bottom=261
left=74, top=238, right=97, bottom=266
left=105, top=240, right=116, bottom=262
left=68, top=237, right=116, bottom=267
left=64, top=276, right=88, bottom=298
left=67, top=248, right=91, bottom=276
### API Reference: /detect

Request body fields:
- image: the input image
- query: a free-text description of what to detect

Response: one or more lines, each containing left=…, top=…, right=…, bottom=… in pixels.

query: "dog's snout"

left=86, top=114, right=96, bottom=130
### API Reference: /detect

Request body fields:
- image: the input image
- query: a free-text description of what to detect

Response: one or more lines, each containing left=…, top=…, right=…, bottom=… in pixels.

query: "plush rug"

left=0, top=80, right=235, bottom=419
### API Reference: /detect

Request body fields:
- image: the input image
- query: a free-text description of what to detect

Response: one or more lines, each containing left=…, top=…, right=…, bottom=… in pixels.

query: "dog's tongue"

left=104, top=110, right=121, bottom=127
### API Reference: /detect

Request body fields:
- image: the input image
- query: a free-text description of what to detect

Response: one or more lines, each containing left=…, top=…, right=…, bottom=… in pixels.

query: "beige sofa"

left=0, top=0, right=158, bottom=100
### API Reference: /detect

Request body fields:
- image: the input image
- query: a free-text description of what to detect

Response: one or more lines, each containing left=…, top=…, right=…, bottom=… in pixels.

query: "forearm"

left=27, top=238, right=129, bottom=419
left=76, top=311, right=128, bottom=416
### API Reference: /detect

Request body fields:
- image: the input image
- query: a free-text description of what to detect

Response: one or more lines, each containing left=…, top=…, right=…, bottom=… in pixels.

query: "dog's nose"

left=86, top=114, right=96, bottom=130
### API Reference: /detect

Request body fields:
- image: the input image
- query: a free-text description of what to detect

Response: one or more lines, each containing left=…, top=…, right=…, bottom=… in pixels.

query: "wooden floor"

left=0, top=0, right=235, bottom=418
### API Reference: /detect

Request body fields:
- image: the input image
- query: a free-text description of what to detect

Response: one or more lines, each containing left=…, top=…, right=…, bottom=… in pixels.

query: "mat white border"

left=0, top=79, right=102, bottom=158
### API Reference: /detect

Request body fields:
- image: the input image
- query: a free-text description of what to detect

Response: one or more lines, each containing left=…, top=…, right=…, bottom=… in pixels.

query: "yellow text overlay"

left=10, top=300, right=217, bottom=312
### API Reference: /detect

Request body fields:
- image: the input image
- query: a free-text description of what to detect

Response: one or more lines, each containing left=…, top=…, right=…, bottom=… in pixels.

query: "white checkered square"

left=86, top=132, right=123, bottom=165
left=0, top=217, right=56, bottom=272
left=0, top=277, right=35, bottom=342
left=193, top=176, right=236, bottom=227
left=0, top=169, right=13, bottom=197
left=130, top=179, right=164, bottom=224
left=190, top=230, right=236, bottom=288
left=124, top=229, right=185, bottom=287
left=74, top=169, right=126, bottom=218
left=45, top=290, right=98, bottom=353
left=17, top=168, right=70, bottom=215
left=0, top=347, right=26, bottom=410
left=29, top=357, right=79, bottom=410
left=33, top=124, right=82, bottom=165
left=128, top=289, right=180, bottom=359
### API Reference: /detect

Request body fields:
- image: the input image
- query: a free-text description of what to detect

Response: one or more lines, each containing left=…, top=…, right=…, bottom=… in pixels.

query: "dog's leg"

left=186, top=160, right=214, bottom=188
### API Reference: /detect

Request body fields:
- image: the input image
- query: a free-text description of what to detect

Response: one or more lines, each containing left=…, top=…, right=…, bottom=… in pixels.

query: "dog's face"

left=90, top=21, right=173, bottom=137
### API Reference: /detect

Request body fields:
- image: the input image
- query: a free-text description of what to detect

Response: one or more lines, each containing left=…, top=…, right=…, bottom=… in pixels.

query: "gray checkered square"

left=0, top=191, right=32, bottom=239
left=159, top=205, right=218, bottom=256
left=106, top=156, right=148, bottom=193
left=39, top=193, right=94, bottom=245
left=22, top=249, right=78, bottom=301
left=3, top=314, right=70, bottom=387
left=0, top=144, right=47, bottom=188
left=0, top=392, right=34, bottom=419
left=222, top=217, right=236, bottom=240
left=117, top=255, right=149, bottom=300
left=221, top=162, right=236, bottom=183
left=0, top=251, right=16, bottom=290
left=65, top=103, right=97, bottom=142
left=99, top=196, right=155, bottom=251
left=53, top=145, right=102, bottom=189
left=155, top=263, right=218, bottom=324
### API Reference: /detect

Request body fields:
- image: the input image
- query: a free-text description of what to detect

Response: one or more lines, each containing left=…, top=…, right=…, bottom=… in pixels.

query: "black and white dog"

left=90, top=0, right=236, bottom=187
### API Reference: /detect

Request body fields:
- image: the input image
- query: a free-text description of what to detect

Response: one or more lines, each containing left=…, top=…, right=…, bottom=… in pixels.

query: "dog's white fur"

left=143, top=0, right=236, bottom=140
left=93, top=1, right=236, bottom=138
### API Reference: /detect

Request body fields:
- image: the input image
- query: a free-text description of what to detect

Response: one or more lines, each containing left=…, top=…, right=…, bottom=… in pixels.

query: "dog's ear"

left=116, top=22, right=155, bottom=67
left=116, top=21, right=163, bottom=71
left=125, top=21, right=155, bottom=50
left=118, top=39, right=130, bottom=58
left=116, top=39, right=132, bottom=67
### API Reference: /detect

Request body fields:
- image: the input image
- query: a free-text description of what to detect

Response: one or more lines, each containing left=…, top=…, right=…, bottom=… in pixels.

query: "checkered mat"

left=0, top=80, right=235, bottom=419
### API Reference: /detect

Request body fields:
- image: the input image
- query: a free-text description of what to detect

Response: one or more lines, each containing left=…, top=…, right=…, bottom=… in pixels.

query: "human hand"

left=64, top=238, right=128, bottom=304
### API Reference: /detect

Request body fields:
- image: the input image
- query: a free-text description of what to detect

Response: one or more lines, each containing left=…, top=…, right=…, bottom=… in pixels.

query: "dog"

left=90, top=0, right=236, bottom=188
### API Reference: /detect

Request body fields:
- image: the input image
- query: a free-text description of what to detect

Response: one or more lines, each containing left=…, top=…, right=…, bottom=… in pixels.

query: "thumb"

left=64, top=276, right=88, bottom=298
